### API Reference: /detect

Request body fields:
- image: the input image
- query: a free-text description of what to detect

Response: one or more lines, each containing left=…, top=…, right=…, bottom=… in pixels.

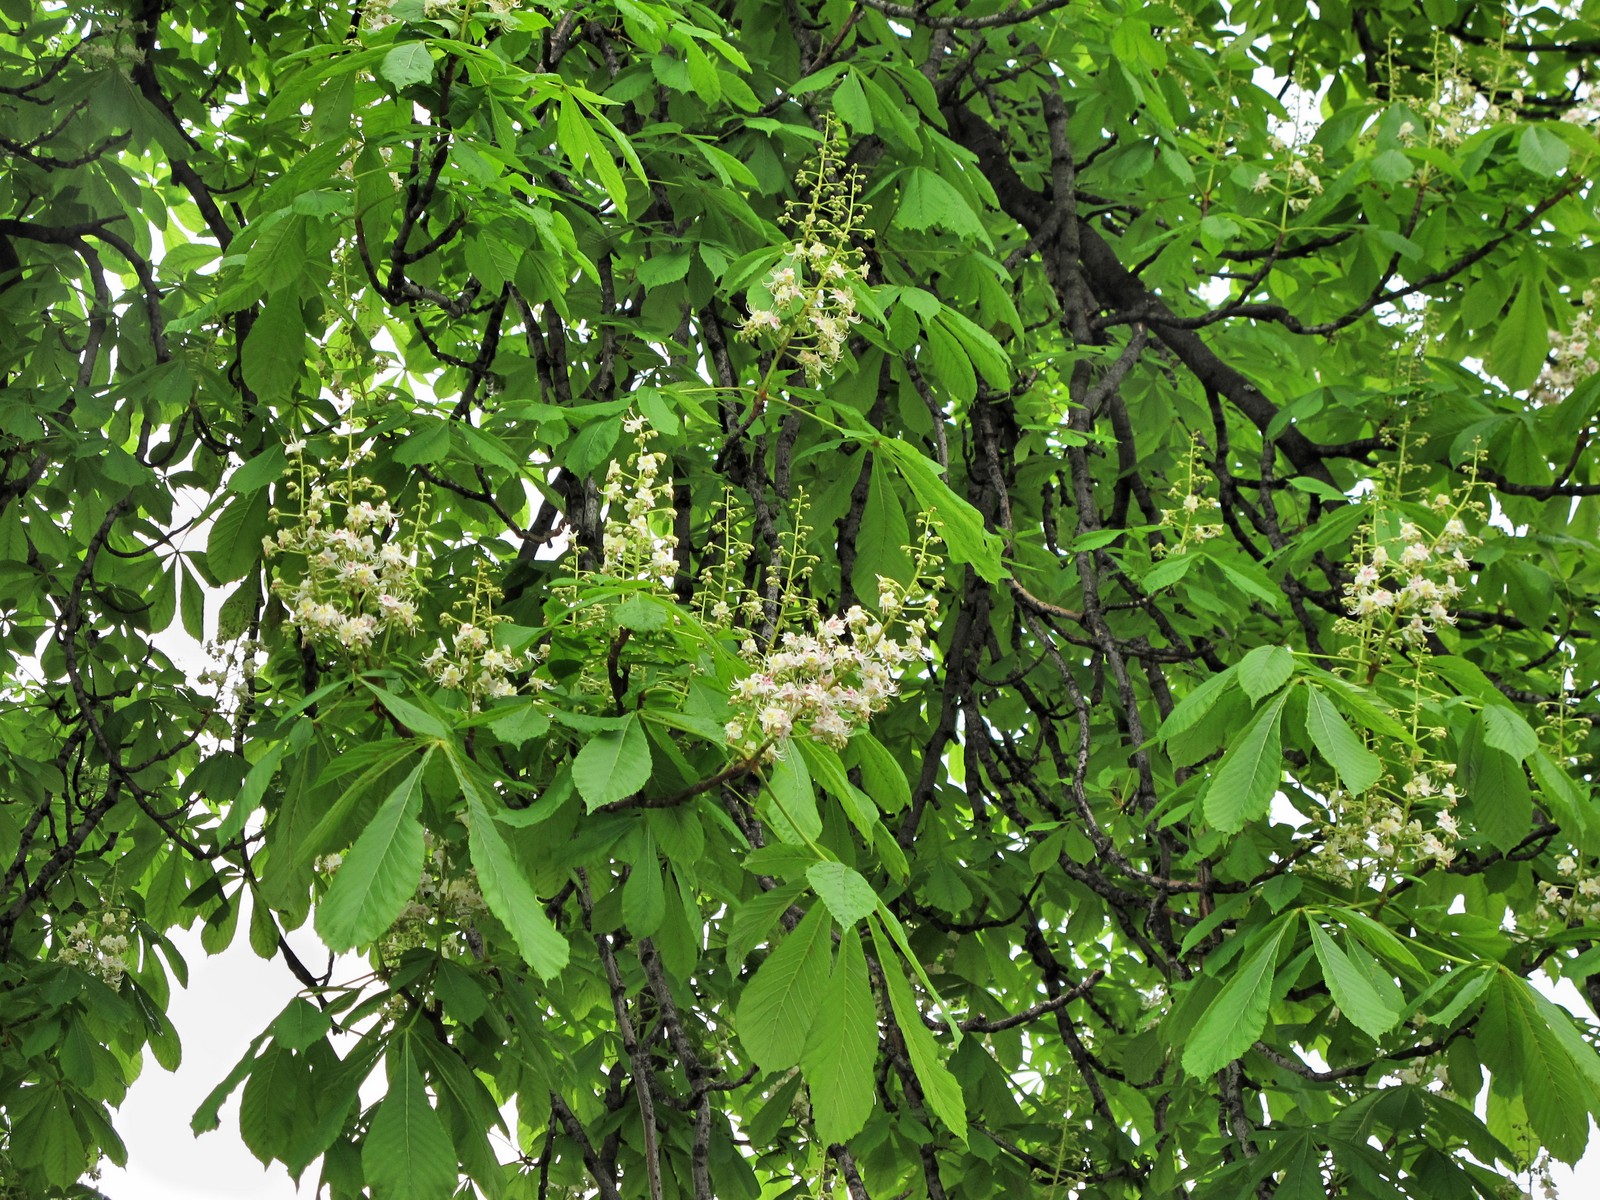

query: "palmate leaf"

left=1307, top=922, right=1402, bottom=1040
left=1489, top=281, right=1547, bottom=392
left=760, top=746, right=822, bottom=845
left=1202, top=690, right=1289, bottom=832
left=240, top=291, right=305, bottom=405
left=870, top=918, right=967, bottom=1142
left=1158, top=665, right=1238, bottom=742
left=806, top=861, right=878, bottom=926
left=1303, top=685, right=1382, bottom=793
left=573, top=714, right=653, bottom=809
left=313, top=752, right=430, bottom=952
left=737, top=902, right=833, bottom=1070
left=456, top=758, right=570, bottom=981
left=800, top=926, right=878, bottom=1146
left=1479, top=971, right=1600, bottom=1165
left=1480, top=704, right=1539, bottom=761
left=1183, top=915, right=1296, bottom=1077
left=1461, top=716, right=1533, bottom=854
left=872, top=435, right=1006, bottom=582
left=363, top=1037, right=459, bottom=1200
left=1237, top=645, right=1294, bottom=704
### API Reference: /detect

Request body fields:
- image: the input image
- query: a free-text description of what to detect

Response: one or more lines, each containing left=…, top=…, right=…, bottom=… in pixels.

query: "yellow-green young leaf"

left=870, top=919, right=967, bottom=1142
left=460, top=770, right=570, bottom=980
left=363, top=1039, right=459, bottom=1200
left=1303, top=686, right=1382, bottom=793
left=806, top=861, right=878, bottom=926
left=313, top=754, right=429, bottom=952
left=1202, top=691, right=1288, bottom=833
left=801, top=926, right=878, bottom=1146
left=1307, top=923, right=1402, bottom=1040
left=1182, top=916, right=1296, bottom=1077
left=737, top=902, right=833, bottom=1069
left=573, top=715, right=652, bottom=809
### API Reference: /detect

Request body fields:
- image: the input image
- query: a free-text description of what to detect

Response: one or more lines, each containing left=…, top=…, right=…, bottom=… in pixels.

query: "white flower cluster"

left=1342, top=499, right=1479, bottom=648
left=1317, top=776, right=1462, bottom=882
left=421, top=568, right=535, bottom=707
left=1411, top=72, right=1518, bottom=148
left=266, top=441, right=424, bottom=654
left=195, top=637, right=262, bottom=719
left=602, top=416, right=679, bottom=579
left=738, top=124, right=869, bottom=384
left=739, top=246, right=866, bottom=382
left=1533, top=287, right=1599, bottom=405
left=724, top=600, right=931, bottom=754
left=56, top=910, right=132, bottom=989
left=1395, top=1060, right=1450, bottom=1091
left=365, top=0, right=519, bottom=31
left=80, top=39, right=146, bottom=69
left=1156, top=434, right=1223, bottom=555
left=1250, top=135, right=1324, bottom=212
left=1530, top=1151, right=1561, bottom=1200
left=1536, top=855, right=1600, bottom=925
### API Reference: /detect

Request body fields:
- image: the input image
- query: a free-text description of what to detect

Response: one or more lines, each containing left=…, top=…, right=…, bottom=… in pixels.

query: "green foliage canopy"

left=5, top=0, right=1600, bottom=1197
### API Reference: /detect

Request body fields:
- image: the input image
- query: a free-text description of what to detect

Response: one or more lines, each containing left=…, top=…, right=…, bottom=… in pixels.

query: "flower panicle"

left=266, top=438, right=425, bottom=654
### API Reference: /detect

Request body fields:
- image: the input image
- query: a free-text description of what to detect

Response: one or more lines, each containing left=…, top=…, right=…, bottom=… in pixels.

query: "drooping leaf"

left=737, top=902, right=833, bottom=1070
left=458, top=761, right=570, bottom=980
left=1202, top=691, right=1289, bottom=832
left=313, top=753, right=429, bottom=951
left=1183, top=916, right=1296, bottom=1077
left=800, top=926, right=878, bottom=1146
left=1303, top=686, right=1383, bottom=793
left=760, top=747, right=822, bottom=845
left=870, top=918, right=967, bottom=1142
left=1308, top=922, right=1402, bottom=1040
left=363, top=1037, right=460, bottom=1200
